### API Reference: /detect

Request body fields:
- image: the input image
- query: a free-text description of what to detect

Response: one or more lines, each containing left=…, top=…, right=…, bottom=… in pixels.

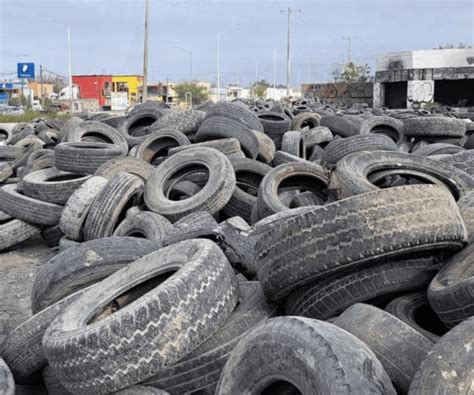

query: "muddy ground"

left=0, top=235, right=55, bottom=352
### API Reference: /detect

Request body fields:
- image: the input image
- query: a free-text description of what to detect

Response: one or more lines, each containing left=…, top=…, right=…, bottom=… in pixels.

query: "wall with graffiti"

left=302, top=82, right=373, bottom=106
left=407, top=80, right=434, bottom=109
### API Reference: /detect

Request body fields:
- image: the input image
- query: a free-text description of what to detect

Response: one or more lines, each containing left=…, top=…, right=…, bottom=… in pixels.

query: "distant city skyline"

left=1, top=0, right=473, bottom=86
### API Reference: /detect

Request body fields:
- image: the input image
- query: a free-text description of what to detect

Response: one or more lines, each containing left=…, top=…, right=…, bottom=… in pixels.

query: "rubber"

left=0, top=358, right=15, bottom=395
left=360, top=116, right=405, bottom=143
left=334, top=303, right=433, bottom=393
left=162, top=211, right=218, bottom=246
left=256, top=112, right=291, bottom=147
left=290, top=112, right=320, bottom=131
left=255, top=185, right=466, bottom=302
left=94, top=157, right=154, bottom=181
left=404, top=117, right=467, bottom=138
left=133, top=129, right=190, bottom=165
left=42, top=239, right=239, bottom=394
left=320, top=115, right=360, bottom=137
left=216, top=316, right=396, bottom=394
left=65, top=120, right=128, bottom=152
left=0, top=217, right=40, bottom=251
left=281, top=131, right=305, bottom=158
left=252, top=130, right=276, bottom=164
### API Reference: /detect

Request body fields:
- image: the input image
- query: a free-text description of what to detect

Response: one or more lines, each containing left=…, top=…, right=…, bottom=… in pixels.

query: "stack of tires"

left=0, top=101, right=473, bottom=394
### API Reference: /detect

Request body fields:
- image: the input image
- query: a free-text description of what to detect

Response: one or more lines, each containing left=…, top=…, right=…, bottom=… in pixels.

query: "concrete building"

left=28, top=82, right=54, bottom=100
left=112, top=75, right=143, bottom=106
left=374, top=49, right=474, bottom=109
left=72, top=75, right=112, bottom=109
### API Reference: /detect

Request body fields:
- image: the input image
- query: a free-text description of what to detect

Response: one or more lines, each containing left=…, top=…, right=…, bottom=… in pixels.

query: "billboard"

left=111, top=92, right=128, bottom=111
left=17, top=63, right=35, bottom=79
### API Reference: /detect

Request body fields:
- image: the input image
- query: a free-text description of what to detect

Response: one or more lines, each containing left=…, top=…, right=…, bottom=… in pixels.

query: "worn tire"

left=332, top=151, right=474, bottom=200
left=360, top=116, right=405, bottom=143
left=22, top=168, right=91, bottom=205
left=428, top=244, right=474, bottom=327
left=42, top=239, right=239, bottom=394
left=438, top=150, right=474, bottom=177
left=256, top=112, right=291, bottom=147
left=255, top=185, right=466, bottom=302
left=335, top=303, right=433, bottom=393
left=168, top=138, right=244, bottom=160
left=252, top=130, right=276, bottom=164
left=144, top=147, right=236, bottom=221
left=412, top=143, right=464, bottom=157
left=281, top=131, right=305, bottom=158
left=408, top=316, right=474, bottom=394
left=31, top=236, right=157, bottom=313
left=54, top=142, right=126, bottom=174
left=133, top=129, right=190, bottom=165
left=83, top=172, right=144, bottom=240
left=404, top=117, right=467, bottom=138
left=0, top=184, right=63, bottom=226
left=59, top=176, right=109, bottom=241
left=290, top=112, right=320, bottom=131
left=162, top=211, right=218, bottom=246
left=144, top=281, right=275, bottom=394
left=284, top=257, right=440, bottom=320
left=94, top=156, right=154, bottom=181
left=65, top=121, right=128, bottom=152
left=0, top=358, right=15, bottom=395
left=0, top=218, right=40, bottom=251
left=216, top=316, right=396, bottom=394
left=320, top=115, right=360, bottom=137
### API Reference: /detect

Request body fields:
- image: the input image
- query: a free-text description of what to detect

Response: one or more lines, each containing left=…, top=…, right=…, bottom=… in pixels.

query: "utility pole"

left=142, top=0, right=150, bottom=103
left=40, top=65, right=44, bottom=106
left=273, top=49, right=276, bottom=99
left=281, top=7, right=301, bottom=97
left=217, top=34, right=220, bottom=102
left=343, top=36, right=358, bottom=63
left=67, top=27, right=73, bottom=111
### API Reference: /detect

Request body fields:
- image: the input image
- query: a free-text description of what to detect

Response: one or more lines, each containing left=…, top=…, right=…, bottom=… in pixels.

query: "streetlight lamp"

left=175, top=46, right=193, bottom=81
left=48, top=18, right=73, bottom=112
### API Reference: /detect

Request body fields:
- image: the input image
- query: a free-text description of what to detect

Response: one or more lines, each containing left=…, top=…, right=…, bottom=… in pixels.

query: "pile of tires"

left=0, top=101, right=473, bottom=394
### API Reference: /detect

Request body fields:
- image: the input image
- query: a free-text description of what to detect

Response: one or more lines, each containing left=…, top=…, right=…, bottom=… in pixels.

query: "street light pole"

left=273, top=49, right=276, bottom=99
left=142, top=0, right=150, bottom=103
left=217, top=34, right=220, bottom=102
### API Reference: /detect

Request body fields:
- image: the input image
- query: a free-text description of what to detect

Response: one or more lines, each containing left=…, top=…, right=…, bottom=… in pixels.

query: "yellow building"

left=112, top=75, right=143, bottom=105
left=28, top=82, right=54, bottom=99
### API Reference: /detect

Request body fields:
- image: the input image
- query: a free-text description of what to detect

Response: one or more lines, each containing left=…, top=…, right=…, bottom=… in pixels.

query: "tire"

left=144, top=147, right=236, bottom=221
left=0, top=127, right=13, bottom=145
left=222, top=158, right=272, bottom=223
left=256, top=162, right=331, bottom=220
left=438, top=150, right=474, bottom=177
left=42, top=239, right=239, bottom=394
left=196, top=116, right=259, bottom=159
left=404, top=117, right=467, bottom=138
left=256, top=112, right=291, bottom=148
left=408, top=316, right=474, bottom=394
left=144, top=282, right=276, bottom=394
left=38, top=129, right=59, bottom=145
left=94, top=156, right=154, bottom=181
left=320, top=115, right=360, bottom=137
left=385, top=292, right=447, bottom=343
left=428, top=244, right=474, bottom=327
left=31, top=236, right=157, bottom=313
left=54, top=142, right=126, bottom=174
left=290, top=112, right=320, bottom=131
left=255, top=185, right=466, bottom=303
left=216, top=316, right=396, bottom=394
left=22, top=168, right=91, bottom=205
left=252, top=130, right=276, bottom=164
left=58, top=116, right=83, bottom=142
left=83, top=172, right=144, bottom=240
left=412, top=143, right=464, bottom=156
left=149, top=109, right=206, bottom=134
left=118, top=109, right=167, bottom=146
left=162, top=211, right=218, bottom=246
left=59, top=176, right=109, bottom=241
left=334, top=303, right=433, bottom=393
left=58, top=236, right=80, bottom=252
left=40, top=225, right=64, bottom=248
left=284, top=257, right=439, bottom=320
left=113, top=210, right=172, bottom=246
left=301, top=126, right=333, bottom=148
left=65, top=121, right=128, bottom=152
left=289, top=191, right=323, bottom=207
left=360, top=116, right=405, bottom=143
left=17, top=152, right=55, bottom=190
left=133, top=129, right=190, bottom=165
left=206, top=102, right=264, bottom=132
left=167, top=180, right=201, bottom=200
left=117, top=386, right=170, bottom=395
left=0, top=184, right=63, bottom=226
left=168, top=138, right=244, bottom=160
left=42, top=365, right=70, bottom=395
left=2, top=288, right=86, bottom=383
left=0, top=358, right=15, bottom=395
left=0, top=145, right=25, bottom=160
left=458, top=190, right=474, bottom=244
left=0, top=218, right=40, bottom=251
left=0, top=163, right=12, bottom=183
left=320, top=134, right=398, bottom=166
left=332, top=151, right=474, bottom=200
left=281, top=131, right=305, bottom=158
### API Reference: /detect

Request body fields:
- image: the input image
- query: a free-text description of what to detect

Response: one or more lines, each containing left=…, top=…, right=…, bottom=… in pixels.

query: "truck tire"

left=94, top=157, right=154, bottom=181
left=404, top=117, right=467, bottom=138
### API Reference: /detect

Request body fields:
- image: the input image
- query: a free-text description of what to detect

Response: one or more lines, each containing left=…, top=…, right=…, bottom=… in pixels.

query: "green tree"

left=339, top=62, right=371, bottom=83
left=251, top=79, right=269, bottom=98
left=173, top=82, right=209, bottom=105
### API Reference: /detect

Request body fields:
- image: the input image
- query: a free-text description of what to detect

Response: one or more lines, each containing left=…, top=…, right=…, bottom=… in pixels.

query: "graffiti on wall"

left=407, top=81, right=434, bottom=104
left=302, top=82, right=373, bottom=106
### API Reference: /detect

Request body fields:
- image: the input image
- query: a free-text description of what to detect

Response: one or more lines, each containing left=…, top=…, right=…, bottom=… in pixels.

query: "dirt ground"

left=0, top=235, right=55, bottom=352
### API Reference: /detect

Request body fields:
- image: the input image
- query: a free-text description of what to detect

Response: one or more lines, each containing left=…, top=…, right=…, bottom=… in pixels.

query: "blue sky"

left=1, top=0, right=473, bottom=86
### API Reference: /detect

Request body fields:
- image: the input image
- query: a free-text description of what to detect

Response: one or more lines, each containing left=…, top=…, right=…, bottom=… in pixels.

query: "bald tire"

left=216, top=316, right=396, bottom=394
left=255, top=185, right=466, bottom=303
left=94, top=157, right=154, bottom=181
left=144, top=282, right=276, bottom=394
left=31, top=237, right=156, bottom=314
left=42, top=239, right=239, bottom=394
left=0, top=218, right=40, bottom=251
left=408, top=316, right=474, bottom=394
left=335, top=303, right=433, bottom=393
left=0, top=358, right=14, bottom=395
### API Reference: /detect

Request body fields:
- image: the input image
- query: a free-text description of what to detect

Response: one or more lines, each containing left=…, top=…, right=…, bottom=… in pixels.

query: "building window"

left=117, top=82, right=129, bottom=93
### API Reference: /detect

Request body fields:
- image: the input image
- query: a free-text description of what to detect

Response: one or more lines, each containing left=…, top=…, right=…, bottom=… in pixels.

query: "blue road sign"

left=17, top=63, right=35, bottom=79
